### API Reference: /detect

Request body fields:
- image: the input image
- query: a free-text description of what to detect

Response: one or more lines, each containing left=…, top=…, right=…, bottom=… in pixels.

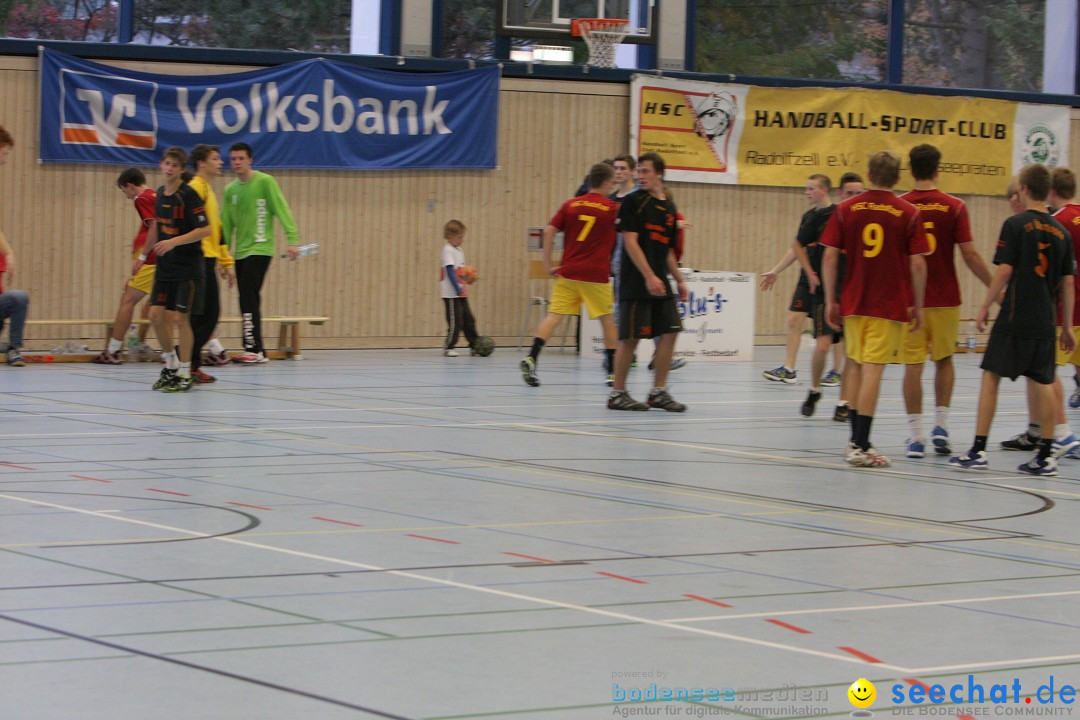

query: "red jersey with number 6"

left=900, top=188, right=972, bottom=308
left=548, top=192, right=619, bottom=283
left=1053, top=203, right=1080, bottom=325
left=820, top=189, right=930, bottom=323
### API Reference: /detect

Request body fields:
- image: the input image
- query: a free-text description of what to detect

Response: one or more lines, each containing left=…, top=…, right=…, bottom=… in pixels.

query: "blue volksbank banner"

left=39, top=49, right=499, bottom=170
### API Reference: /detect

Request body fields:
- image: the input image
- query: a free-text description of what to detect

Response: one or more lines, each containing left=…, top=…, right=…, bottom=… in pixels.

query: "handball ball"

left=457, top=265, right=478, bottom=285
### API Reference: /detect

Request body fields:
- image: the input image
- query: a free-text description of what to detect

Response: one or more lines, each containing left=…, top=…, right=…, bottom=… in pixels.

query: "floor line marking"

left=0, top=491, right=910, bottom=672
left=839, top=646, right=883, bottom=663
left=503, top=552, right=556, bottom=563
left=595, top=572, right=647, bottom=584
left=907, top=654, right=1080, bottom=673
left=404, top=534, right=460, bottom=545
left=663, top=588, right=1080, bottom=623
left=226, top=502, right=272, bottom=511
left=683, top=594, right=733, bottom=608
left=765, top=618, right=811, bottom=634
left=311, top=517, right=364, bottom=527
left=145, top=488, right=190, bottom=497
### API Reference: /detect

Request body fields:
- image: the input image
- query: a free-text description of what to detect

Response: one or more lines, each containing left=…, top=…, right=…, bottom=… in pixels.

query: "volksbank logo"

left=59, top=70, right=158, bottom=148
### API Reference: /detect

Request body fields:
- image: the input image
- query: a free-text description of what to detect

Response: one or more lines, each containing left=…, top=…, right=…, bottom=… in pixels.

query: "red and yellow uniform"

left=128, top=188, right=157, bottom=294
left=900, top=188, right=972, bottom=362
left=820, top=189, right=929, bottom=364
left=548, top=192, right=619, bottom=318
left=1053, top=203, right=1080, bottom=365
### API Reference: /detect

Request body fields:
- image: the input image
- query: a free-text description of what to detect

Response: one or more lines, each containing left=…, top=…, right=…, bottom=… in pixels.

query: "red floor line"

left=596, top=571, right=648, bottom=584
left=226, top=502, right=272, bottom=510
left=311, top=518, right=365, bottom=528
left=0, top=463, right=36, bottom=470
left=405, top=534, right=460, bottom=544
left=765, top=618, right=812, bottom=634
left=683, top=594, right=733, bottom=607
left=503, top=552, right=556, bottom=563
left=146, top=488, right=190, bottom=497
left=904, top=678, right=931, bottom=692
left=957, top=715, right=977, bottom=720
left=838, top=646, right=883, bottom=663
left=72, top=475, right=110, bottom=483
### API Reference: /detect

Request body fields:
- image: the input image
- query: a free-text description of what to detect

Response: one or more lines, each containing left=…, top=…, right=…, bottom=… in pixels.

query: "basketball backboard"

left=498, top=0, right=656, bottom=44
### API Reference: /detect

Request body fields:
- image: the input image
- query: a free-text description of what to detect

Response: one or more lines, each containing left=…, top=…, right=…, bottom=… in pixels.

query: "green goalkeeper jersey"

left=220, top=171, right=299, bottom=260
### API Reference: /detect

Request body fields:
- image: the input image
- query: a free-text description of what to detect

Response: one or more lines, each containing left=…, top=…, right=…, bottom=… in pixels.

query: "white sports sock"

left=162, top=351, right=179, bottom=370
left=1055, top=424, right=1072, bottom=441
left=178, top=362, right=191, bottom=379
left=934, top=406, right=949, bottom=429
left=207, top=338, right=225, bottom=354
left=107, top=337, right=122, bottom=354
left=907, top=414, right=924, bottom=442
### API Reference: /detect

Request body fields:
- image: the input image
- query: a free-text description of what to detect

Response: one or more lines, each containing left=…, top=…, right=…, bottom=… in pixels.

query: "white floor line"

left=663, top=588, right=1080, bottom=623
left=0, top=491, right=909, bottom=673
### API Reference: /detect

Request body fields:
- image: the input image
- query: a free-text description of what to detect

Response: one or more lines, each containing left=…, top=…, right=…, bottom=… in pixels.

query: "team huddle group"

left=0, top=125, right=302, bottom=393
left=761, top=144, right=1080, bottom=474
left=518, top=144, right=1080, bottom=475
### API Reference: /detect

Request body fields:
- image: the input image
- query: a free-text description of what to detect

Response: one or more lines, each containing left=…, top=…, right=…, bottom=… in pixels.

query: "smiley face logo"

left=848, top=678, right=876, bottom=708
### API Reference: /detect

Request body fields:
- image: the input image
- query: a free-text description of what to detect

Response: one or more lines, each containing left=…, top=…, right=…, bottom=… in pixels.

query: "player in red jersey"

left=93, top=167, right=158, bottom=364
left=899, top=145, right=992, bottom=459
left=1051, top=168, right=1080, bottom=422
left=521, top=162, right=619, bottom=387
left=822, top=150, right=929, bottom=468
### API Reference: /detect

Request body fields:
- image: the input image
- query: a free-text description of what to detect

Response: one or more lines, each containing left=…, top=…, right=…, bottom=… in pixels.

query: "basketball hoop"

left=571, top=18, right=629, bottom=68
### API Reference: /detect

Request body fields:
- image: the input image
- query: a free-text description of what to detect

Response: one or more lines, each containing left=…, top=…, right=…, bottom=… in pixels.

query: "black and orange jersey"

left=154, top=182, right=208, bottom=281
left=993, top=209, right=1074, bottom=339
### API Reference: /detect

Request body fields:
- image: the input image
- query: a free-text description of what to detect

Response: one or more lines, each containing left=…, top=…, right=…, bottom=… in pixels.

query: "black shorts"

left=810, top=299, right=842, bottom=343
left=150, top=276, right=204, bottom=315
left=789, top=282, right=812, bottom=313
left=981, top=332, right=1055, bottom=385
left=618, top=297, right=683, bottom=340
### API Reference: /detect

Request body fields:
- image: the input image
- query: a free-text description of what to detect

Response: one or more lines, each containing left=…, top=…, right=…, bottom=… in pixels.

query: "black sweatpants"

left=190, top=257, right=219, bottom=372
left=443, top=297, right=478, bottom=350
left=236, top=255, right=272, bottom=355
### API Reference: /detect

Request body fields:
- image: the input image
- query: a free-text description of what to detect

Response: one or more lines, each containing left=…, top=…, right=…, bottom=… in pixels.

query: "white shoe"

left=444, top=349, right=459, bottom=357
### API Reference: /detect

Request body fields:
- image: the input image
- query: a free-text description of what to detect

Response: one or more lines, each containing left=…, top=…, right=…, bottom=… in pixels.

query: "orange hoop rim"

left=570, top=17, right=629, bottom=37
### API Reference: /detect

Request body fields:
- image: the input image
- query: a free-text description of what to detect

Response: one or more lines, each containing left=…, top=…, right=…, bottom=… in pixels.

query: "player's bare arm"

left=542, top=224, right=559, bottom=276
left=790, top=239, right=818, bottom=293
left=977, top=263, right=1013, bottom=332
left=759, top=248, right=797, bottom=291
left=823, top=246, right=841, bottom=330
left=155, top=225, right=211, bottom=256
left=623, top=231, right=665, bottom=296
left=133, top=221, right=157, bottom=276
left=959, top=242, right=993, bottom=287
left=908, top=253, right=927, bottom=333
left=1061, top=279, right=1077, bottom=354
left=667, top=247, right=688, bottom=302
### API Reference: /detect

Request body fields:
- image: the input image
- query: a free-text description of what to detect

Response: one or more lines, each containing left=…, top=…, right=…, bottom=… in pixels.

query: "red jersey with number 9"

left=548, top=192, right=619, bottom=283
left=820, top=189, right=930, bottom=323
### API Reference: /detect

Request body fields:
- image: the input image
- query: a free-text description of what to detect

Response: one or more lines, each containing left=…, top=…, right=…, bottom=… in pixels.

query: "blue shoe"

left=762, top=366, right=797, bottom=384
left=1052, top=434, right=1080, bottom=458
left=821, top=369, right=841, bottom=387
left=906, top=439, right=926, bottom=459
left=949, top=450, right=988, bottom=471
left=1070, top=388, right=1080, bottom=409
left=1018, top=456, right=1058, bottom=476
left=930, top=426, right=951, bottom=455
left=1066, top=444, right=1080, bottom=460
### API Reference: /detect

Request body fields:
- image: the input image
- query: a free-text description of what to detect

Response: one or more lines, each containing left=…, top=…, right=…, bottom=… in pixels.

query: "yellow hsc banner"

left=629, top=75, right=1070, bottom=196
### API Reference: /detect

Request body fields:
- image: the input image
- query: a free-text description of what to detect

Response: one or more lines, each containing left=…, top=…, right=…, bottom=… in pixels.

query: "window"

left=1, top=0, right=118, bottom=42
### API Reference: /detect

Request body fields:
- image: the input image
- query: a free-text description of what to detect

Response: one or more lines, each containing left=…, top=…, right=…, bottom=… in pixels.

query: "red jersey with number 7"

left=548, top=192, right=619, bottom=283
left=819, top=189, right=930, bottom=323
left=900, top=188, right=971, bottom=308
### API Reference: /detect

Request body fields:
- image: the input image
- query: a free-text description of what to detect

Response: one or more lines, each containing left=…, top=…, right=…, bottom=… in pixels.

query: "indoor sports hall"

left=2, top=1, right=1080, bottom=719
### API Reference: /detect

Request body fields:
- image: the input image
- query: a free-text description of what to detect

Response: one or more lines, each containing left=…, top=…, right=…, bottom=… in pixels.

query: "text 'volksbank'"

left=176, top=81, right=451, bottom=136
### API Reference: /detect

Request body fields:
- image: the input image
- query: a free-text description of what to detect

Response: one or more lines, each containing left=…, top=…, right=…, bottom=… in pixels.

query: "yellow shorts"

left=844, top=315, right=905, bottom=365
left=904, top=306, right=960, bottom=363
left=1056, top=327, right=1080, bottom=366
left=549, top=277, right=614, bottom=319
left=128, top=263, right=155, bottom=294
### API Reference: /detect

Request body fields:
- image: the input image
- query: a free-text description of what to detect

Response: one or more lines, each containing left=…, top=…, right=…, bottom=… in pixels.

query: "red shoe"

left=191, top=369, right=216, bottom=384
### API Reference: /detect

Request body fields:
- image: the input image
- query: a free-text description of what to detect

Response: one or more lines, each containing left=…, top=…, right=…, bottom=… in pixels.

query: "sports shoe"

left=949, top=450, right=988, bottom=471
left=801, top=390, right=821, bottom=417
left=906, top=439, right=926, bottom=459
left=821, top=369, right=841, bottom=387
left=1071, top=388, right=1080, bottom=409
left=608, top=390, right=649, bottom=411
left=1018, top=456, right=1058, bottom=476
left=762, top=366, right=797, bottom=384
left=930, top=426, right=951, bottom=455
left=833, top=404, right=851, bottom=423
left=649, top=358, right=687, bottom=371
left=1052, top=434, right=1080, bottom=458
left=162, top=375, right=194, bottom=393
left=92, top=350, right=123, bottom=365
left=443, top=349, right=459, bottom=358
left=647, top=388, right=686, bottom=412
left=520, top=357, right=540, bottom=387
left=846, top=447, right=891, bottom=468
left=1001, top=432, right=1038, bottom=451
left=152, top=368, right=176, bottom=390
left=6, top=348, right=24, bottom=367
left=232, top=352, right=268, bottom=364
left=191, top=369, right=216, bottom=384
left=202, top=349, right=230, bottom=367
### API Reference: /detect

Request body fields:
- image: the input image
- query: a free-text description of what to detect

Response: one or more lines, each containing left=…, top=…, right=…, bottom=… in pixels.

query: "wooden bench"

left=21, top=316, right=329, bottom=362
